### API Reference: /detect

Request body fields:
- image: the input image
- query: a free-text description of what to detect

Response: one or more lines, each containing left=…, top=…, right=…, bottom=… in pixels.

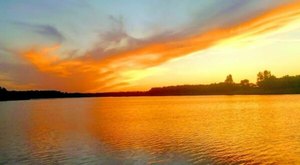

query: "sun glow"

left=2, top=1, right=300, bottom=92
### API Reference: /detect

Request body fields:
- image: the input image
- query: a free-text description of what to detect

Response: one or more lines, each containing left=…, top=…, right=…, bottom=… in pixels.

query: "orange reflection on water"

left=25, top=99, right=92, bottom=163
left=87, top=96, right=300, bottom=164
left=24, top=96, right=300, bottom=164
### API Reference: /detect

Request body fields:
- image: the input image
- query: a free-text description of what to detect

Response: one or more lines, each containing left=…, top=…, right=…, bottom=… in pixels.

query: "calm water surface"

left=0, top=95, right=300, bottom=164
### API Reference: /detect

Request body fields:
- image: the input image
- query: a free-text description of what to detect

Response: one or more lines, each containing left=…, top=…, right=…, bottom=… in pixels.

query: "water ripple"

left=0, top=95, right=300, bottom=164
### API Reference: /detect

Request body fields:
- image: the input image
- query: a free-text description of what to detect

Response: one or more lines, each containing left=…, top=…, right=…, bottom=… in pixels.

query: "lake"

left=0, top=95, right=300, bottom=164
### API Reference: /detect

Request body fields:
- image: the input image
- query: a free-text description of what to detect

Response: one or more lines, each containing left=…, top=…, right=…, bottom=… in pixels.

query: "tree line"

left=1, top=70, right=300, bottom=101
left=148, top=70, right=300, bottom=95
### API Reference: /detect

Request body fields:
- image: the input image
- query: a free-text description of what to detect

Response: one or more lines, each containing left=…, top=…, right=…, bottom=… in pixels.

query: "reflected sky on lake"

left=1, top=95, right=300, bottom=164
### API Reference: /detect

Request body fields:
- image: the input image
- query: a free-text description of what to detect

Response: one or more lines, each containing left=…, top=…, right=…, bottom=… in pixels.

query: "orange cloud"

left=22, top=1, right=300, bottom=92
left=22, top=46, right=102, bottom=91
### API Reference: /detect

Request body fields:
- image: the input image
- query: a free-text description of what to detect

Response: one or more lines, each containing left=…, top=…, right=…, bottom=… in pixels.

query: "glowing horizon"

left=1, top=0, right=300, bottom=92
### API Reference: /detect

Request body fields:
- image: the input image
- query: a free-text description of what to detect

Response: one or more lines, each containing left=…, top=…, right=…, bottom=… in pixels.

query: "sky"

left=1, top=0, right=300, bottom=92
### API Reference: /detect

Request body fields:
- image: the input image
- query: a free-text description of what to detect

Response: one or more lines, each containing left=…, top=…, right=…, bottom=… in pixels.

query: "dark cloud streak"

left=12, top=21, right=65, bottom=43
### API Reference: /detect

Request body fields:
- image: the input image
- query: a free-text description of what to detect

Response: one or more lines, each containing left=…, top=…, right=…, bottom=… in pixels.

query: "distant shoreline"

left=1, top=90, right=300, bottom=102
left=1, top=71, right=300, bottom=101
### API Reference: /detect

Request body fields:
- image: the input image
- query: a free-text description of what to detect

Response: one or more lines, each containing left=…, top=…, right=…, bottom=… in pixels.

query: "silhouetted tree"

left=257, top=72, right=264, bottom=83
left=240, top=79, right=250, bottom=86
left=257, top=70, right=276, bottom=88
left=0, top=86, right=7, bottom=93
left=225, top=74, right=234, bottom=84
left=257, top=70, right=273, bottom=82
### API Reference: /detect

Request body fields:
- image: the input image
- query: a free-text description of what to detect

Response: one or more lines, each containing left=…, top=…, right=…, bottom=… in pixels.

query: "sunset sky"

left=1, top=0, right=300, bottom=92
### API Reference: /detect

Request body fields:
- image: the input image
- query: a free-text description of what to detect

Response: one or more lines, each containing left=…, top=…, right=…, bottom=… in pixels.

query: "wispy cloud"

left=12, top=22, right=65, bottom=43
